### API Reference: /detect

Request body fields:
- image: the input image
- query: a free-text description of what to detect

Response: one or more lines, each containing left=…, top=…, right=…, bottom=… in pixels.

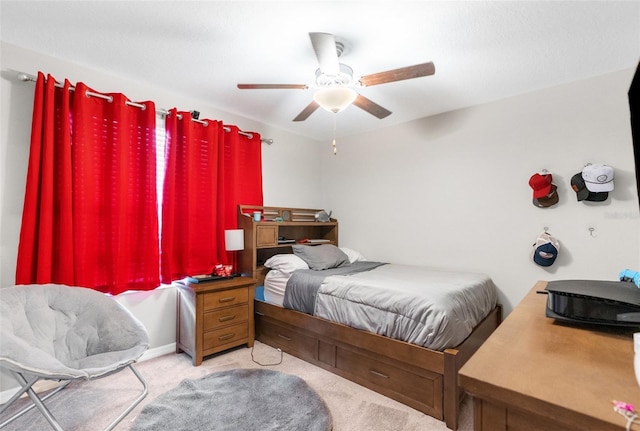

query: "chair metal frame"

left=0, top=283, right=151, bottom=430
left=0, top=363, right=148, bottom=431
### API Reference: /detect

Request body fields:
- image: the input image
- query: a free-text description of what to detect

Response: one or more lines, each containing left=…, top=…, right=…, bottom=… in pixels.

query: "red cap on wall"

left=529, top=173, right=553, bottom=198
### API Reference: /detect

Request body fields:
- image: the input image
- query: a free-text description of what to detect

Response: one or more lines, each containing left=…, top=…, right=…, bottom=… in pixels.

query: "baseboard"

left=139, top=343, right=176, bottom=362
left=0, top=343, right=177, bottom=404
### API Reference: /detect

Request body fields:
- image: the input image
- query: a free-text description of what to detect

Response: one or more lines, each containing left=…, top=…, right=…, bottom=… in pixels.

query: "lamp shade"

left=224, top=229, right=244, bottom=251
left=313, top=87, right=357, bottom=113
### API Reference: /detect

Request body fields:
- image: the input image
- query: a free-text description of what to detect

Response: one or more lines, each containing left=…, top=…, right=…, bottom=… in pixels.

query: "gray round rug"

left=131, top=368, right=332, bottom=431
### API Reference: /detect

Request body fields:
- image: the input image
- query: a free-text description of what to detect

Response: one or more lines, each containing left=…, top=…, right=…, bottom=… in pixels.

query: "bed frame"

left=255, top=298, right=501, bottom=430
left=237, top=206, right=502, bottom=430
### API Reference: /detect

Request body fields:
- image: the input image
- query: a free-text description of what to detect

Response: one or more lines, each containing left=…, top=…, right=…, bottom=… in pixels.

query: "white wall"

left=321, top=68, right=640, bottom=316
left=2, top=41, right=640, bottom=394
left=0, top=42, right=323, bottom=393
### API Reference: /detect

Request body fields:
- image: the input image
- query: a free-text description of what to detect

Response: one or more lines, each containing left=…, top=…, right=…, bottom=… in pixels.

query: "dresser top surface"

left=182, top=276, right=256, bottom=293
left=459, top=280, right=640, bottom=429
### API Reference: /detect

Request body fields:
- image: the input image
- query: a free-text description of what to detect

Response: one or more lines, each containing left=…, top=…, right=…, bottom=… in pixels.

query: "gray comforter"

left=283, top=262, right=386, bottom=314
left=281, top=263, right=497, bottom=351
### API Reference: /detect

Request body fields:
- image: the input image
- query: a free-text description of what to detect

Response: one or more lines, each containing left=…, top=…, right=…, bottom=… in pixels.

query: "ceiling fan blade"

left=352, top=94, right=392, bottom=119
left=309, top=32, right=340, bottom=76
left=237, top=84, right=308, bottom=90
left=358, top=62, right=435, bottom=87
left=293, top=100, right=320, bottom=122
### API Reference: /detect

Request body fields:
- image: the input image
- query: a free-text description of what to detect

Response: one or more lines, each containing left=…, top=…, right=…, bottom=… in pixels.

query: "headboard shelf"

left=237, top=205, right=338, bottom=285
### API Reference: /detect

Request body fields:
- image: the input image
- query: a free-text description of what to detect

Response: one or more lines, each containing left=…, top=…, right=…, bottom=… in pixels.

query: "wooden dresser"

left=175, top=276, right=256, bottom=365
left=459, top=281, right=640, bottom=431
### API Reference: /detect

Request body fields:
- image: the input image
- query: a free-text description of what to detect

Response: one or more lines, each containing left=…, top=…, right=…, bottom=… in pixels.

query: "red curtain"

left=16, top=73, right=74, bottom=284
left=17, top=73, right=264, bottom=291
left=161, top=117, right=263, bottom=283
left=161, top=109, right=223, bottom=282
left=16, top=73, right=160, bottom=294
left=217, top=125, right=263, bottom=265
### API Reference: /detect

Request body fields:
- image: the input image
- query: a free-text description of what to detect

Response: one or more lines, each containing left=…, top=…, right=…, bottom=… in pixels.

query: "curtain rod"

left=16, top=71, right=274, bottom=145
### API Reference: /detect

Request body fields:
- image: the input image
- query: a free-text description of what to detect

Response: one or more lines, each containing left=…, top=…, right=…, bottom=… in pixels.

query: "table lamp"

left=225, top=229, right=244, bottom=252
left=224, top=229, right=244, bottom=277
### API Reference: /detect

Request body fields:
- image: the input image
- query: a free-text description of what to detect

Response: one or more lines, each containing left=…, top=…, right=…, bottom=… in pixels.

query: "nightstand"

left=175, top=276, right=256, bottom=366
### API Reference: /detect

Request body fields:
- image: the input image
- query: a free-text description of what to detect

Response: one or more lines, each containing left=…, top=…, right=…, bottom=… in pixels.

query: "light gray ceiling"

left=1, top=1, right=639, bottom=141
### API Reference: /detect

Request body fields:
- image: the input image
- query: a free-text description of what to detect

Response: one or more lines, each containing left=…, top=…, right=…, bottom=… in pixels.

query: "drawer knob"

left=219, top=296, right=236, bottom=303
left=218, top=333, right=235, bottom=341
left=277, top=334, right=292, bottom=341
left=369, top=369, right=389, bottom=379
left=219, top=315, right=236, bottom=322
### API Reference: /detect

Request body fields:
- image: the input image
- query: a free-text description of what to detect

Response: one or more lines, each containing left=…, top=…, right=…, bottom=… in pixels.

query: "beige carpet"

left=1, top=341, right=473, bottom=431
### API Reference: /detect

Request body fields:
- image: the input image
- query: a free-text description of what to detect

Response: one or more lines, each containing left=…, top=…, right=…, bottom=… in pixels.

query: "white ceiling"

left=1, top=1, right=639, bottom=141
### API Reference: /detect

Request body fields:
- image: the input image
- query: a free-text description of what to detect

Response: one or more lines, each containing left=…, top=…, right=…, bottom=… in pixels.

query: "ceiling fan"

left=237, top=32, right=435, bottom=122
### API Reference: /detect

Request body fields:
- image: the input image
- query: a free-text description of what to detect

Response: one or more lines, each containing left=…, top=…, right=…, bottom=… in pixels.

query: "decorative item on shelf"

left=529, top=171, right=559, bottom=208
left=314, top=210, right=332, bottom=222
left=582, top=163, right=614, bottom=194
left=213, top=264, right=233, bottom=278
left=531, top=230, right=560, bottom=267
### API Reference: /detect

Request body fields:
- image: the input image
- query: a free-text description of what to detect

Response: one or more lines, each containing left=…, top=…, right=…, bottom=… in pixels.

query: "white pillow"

left=264, top=254, right=309, bottom=274
left=339, top=247, right=367, bottom=263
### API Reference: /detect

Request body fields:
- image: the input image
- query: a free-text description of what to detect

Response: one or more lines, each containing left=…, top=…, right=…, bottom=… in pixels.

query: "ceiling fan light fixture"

left=313, top=86, right=357, bottom=113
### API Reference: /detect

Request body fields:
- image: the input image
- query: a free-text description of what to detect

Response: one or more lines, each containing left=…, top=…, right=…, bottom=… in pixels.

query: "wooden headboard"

left=236, top=206, right=338, bottom=286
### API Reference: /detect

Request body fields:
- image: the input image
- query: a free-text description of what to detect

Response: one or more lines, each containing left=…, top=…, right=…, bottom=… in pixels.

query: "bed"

left=254, top=244, right=502, bottom=430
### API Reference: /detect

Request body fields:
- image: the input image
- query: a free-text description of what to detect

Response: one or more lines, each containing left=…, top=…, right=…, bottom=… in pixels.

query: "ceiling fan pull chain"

left=332, top=114, right=337, bottom=155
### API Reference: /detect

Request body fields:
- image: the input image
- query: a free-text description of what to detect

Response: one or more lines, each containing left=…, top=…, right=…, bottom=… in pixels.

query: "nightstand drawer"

left=204, top=305, right=248, bottom=330
left=204, top=323, right=249, bottom=349
left=203, top=287, right=248, bottom=310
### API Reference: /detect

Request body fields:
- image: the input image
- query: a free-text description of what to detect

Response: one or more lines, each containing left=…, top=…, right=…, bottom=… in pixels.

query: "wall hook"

left=543, top=226, right=549, bottom=233
left=588, top=227, right=596, bottom=237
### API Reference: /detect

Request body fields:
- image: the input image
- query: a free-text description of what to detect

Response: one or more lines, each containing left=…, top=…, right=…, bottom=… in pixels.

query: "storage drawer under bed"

left=254, top=313, right=318, bottom=361
left=254, top=303, right=444, bottom=419
left=335, top=345, right=441, bottom=410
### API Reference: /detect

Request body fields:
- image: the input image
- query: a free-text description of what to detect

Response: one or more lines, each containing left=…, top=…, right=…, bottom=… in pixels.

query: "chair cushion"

left=0, top=284, right=149, bottom=380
